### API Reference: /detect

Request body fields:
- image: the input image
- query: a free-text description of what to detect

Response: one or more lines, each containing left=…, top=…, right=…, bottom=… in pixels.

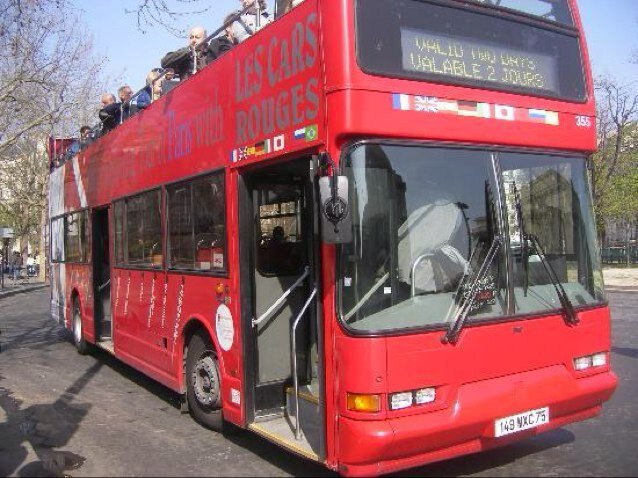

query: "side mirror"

left=319, top=176, right=352, bottom=244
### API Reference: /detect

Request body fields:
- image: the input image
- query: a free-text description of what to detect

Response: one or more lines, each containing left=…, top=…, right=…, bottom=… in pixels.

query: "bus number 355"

left=576, top=115, right=592, bottom=128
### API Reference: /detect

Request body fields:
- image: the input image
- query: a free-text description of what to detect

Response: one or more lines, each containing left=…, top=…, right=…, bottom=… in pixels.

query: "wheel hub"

left=192, top=355, right=220, bottom=408
left=74, top=312, right=82, bottom=344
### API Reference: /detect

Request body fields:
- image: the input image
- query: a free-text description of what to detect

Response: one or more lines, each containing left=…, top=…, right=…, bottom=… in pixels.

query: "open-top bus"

left=49, top=0, right=617, bottom=475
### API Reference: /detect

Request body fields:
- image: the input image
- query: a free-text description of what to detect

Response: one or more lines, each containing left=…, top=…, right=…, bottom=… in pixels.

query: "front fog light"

left=574, top=356, right=592, bottom=371
left=592, top=352, right=607, bottom=367
left=390, top=392, right=413, bottom=410
left=415, top=387, right=436, bottom=405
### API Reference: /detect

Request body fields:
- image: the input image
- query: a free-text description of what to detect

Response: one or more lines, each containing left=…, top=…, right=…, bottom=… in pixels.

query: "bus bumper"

left=336, top=368, right=617, bottom=476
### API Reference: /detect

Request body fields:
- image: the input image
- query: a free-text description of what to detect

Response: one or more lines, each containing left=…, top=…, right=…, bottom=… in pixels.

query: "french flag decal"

left=392, top=93, right=412, bottom=111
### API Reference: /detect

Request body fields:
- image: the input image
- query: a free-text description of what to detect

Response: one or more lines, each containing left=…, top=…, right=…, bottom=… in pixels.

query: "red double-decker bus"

left=49, top=0, right=617, bottom=475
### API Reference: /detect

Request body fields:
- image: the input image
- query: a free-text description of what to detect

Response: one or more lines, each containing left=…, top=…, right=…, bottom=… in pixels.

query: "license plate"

left=494, top=407, right=549, bottom=437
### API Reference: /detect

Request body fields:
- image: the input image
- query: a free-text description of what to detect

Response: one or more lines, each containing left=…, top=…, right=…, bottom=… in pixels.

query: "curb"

left=0, top=283, right=49, bottom=300
left=606, top=287, right=638, bottom=294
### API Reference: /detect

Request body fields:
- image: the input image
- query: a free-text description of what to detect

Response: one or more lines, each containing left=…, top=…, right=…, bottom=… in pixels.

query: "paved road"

left=0, top=288, right=636, bottom=477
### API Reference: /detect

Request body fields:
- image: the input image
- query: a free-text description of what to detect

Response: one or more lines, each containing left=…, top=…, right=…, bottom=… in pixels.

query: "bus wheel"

left=72, top=299, right=89, bottom=355
left=186, top=332, right=222, bottom=431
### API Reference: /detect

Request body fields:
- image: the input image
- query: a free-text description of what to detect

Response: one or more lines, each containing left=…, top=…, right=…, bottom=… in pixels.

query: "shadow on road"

left=395, top=428, right=575, bottom=477
left=0, top=362, right=103, bottom=477
left=85, top=348, right=333, bottom=476
left=612, top=346, right=638, bottom=359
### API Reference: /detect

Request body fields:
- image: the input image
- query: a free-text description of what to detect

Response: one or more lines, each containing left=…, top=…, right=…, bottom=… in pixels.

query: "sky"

left=72, top=0, right=638, bottom=96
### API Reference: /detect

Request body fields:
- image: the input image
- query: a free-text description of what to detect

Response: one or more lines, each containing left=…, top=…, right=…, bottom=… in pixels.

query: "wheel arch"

left=68, top=287, right=82, bottom=330
left=179, top=315, right=224, bottom=393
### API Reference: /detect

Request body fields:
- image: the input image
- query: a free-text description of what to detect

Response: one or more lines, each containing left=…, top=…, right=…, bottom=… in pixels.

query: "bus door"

left=92, top=207, right=111, bottom=341
left=239, top=159, right=324, bottom=458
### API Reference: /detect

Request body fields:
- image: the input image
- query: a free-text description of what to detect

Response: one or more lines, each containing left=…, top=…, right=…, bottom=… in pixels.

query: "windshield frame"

left=335, top=139, right=607, bottom=338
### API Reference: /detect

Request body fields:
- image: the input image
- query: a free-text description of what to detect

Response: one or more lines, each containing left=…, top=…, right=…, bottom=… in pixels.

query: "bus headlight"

left=573, top=356, right=592, bottom=371
left=389, top=392, right=413, bottom=410
left=389, top=387, right=437, bottom=410
left=574, top=352, right=608, bottom=371
left=415, top=387, right=436, bottom=405
left=591, top=352, right=607, bottom=367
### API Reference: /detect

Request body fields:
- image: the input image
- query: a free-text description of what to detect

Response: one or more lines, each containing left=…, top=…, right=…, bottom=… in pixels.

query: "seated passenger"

left=98, top=93, right=121, bottom=135
left=161, top=26, right=212, bottom=80
left=136, top=69, right=164, bottom=108
left=230, top=0, right=272, bottom=44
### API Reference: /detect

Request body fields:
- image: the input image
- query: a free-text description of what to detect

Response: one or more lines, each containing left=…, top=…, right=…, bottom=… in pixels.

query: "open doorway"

left=92, top=208, right=111, bottom=341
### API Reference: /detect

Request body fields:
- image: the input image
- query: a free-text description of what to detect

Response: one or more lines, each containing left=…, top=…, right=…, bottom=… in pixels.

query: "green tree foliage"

left=591, top=78, right=638, bottom=244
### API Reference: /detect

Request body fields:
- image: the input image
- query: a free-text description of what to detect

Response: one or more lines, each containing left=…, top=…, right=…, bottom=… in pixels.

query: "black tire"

left=185, top=332, right=223, bottom=431
left=72, top=298, right=89, bottom=355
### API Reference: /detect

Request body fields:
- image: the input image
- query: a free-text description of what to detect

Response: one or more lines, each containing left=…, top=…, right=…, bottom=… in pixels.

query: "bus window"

left=167, top=173, right=226, bottom=273
left=125, top=190, right=162, bottom=268
left=466, top=0, right=573, bottom=25
left=340, top=144, right=507, bottom=332
left=51, top=216, right=65, bottom=263
left=64, top=210, right=89, bottom=263
left=500, top=153, right=605, bottom=314
left=256, top=184, right=304, bottom=277
left=114, top=201, right=125, bottom=265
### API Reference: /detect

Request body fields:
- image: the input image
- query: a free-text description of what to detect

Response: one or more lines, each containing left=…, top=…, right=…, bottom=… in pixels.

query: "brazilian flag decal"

left=305, top=124, right=318, bottom=142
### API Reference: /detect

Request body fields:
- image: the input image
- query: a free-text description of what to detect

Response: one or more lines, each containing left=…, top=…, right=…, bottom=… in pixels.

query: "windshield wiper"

left=527, top=234, right=579, bottom=326
left=443, top=235, right=503, bottom=345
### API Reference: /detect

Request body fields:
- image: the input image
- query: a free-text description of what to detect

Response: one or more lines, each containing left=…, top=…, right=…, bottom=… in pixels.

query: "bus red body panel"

left=334, top=308, right=617, bottom=474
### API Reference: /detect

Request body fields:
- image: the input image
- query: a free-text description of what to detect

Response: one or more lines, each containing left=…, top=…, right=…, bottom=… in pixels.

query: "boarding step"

left=248, top=415, right=320, bottom=462
left=95, top=338, right=114, bottom=355
left=285, top=384, right=321, bottom=452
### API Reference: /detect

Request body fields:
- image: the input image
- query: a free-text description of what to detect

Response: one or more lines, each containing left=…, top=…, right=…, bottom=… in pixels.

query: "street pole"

left=1, top=239, right=7, bottom=290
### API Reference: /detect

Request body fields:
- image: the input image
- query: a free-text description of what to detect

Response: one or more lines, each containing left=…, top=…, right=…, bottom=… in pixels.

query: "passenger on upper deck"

left=79, top=125, right=93, bottom=149
left=118, top=85, right=133, bottom=122
left=161, top=26, right=212, bottom=80
left=209, top=13, right=238, bottom=56
left=137, top=69, right=165, bottom=108
left=98, top=93, right=121, bottom=135
left=284, top=0, right=304, bottom=13
left=230, top=0, right=272, bottom=44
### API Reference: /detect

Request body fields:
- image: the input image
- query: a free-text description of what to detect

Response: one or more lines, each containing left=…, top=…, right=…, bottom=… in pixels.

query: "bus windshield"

left=356, top=0, right=586, bottom=101
left=339, top=144, right=604, bottom=334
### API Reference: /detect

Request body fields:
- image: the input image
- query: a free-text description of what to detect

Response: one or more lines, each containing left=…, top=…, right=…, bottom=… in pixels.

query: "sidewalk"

left=0, top=278, right=48, bottom=300
left=603, top=267, right=638, bottom=291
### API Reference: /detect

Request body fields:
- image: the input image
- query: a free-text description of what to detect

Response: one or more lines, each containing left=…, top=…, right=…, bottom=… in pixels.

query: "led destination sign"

left=401, top=29, right=558, bottom=95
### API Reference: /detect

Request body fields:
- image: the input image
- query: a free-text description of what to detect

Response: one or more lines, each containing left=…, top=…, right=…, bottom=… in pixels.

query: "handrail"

left=252, top=266, right=309, bottom=327
left=290, top=285, right=317, bottom=440
left=410, top=252, right=436, bottom=298
left=98, top=279, right=111, bottom=292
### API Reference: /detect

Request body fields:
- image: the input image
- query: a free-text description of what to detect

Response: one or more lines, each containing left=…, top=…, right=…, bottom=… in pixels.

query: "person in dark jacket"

left=98, top=93, right=121, bottom=135
left=118, top=85, right=133, bottom=122
left=208, top=13, right=239, bottom=56
left=161, top=26, right=212, bottom=80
